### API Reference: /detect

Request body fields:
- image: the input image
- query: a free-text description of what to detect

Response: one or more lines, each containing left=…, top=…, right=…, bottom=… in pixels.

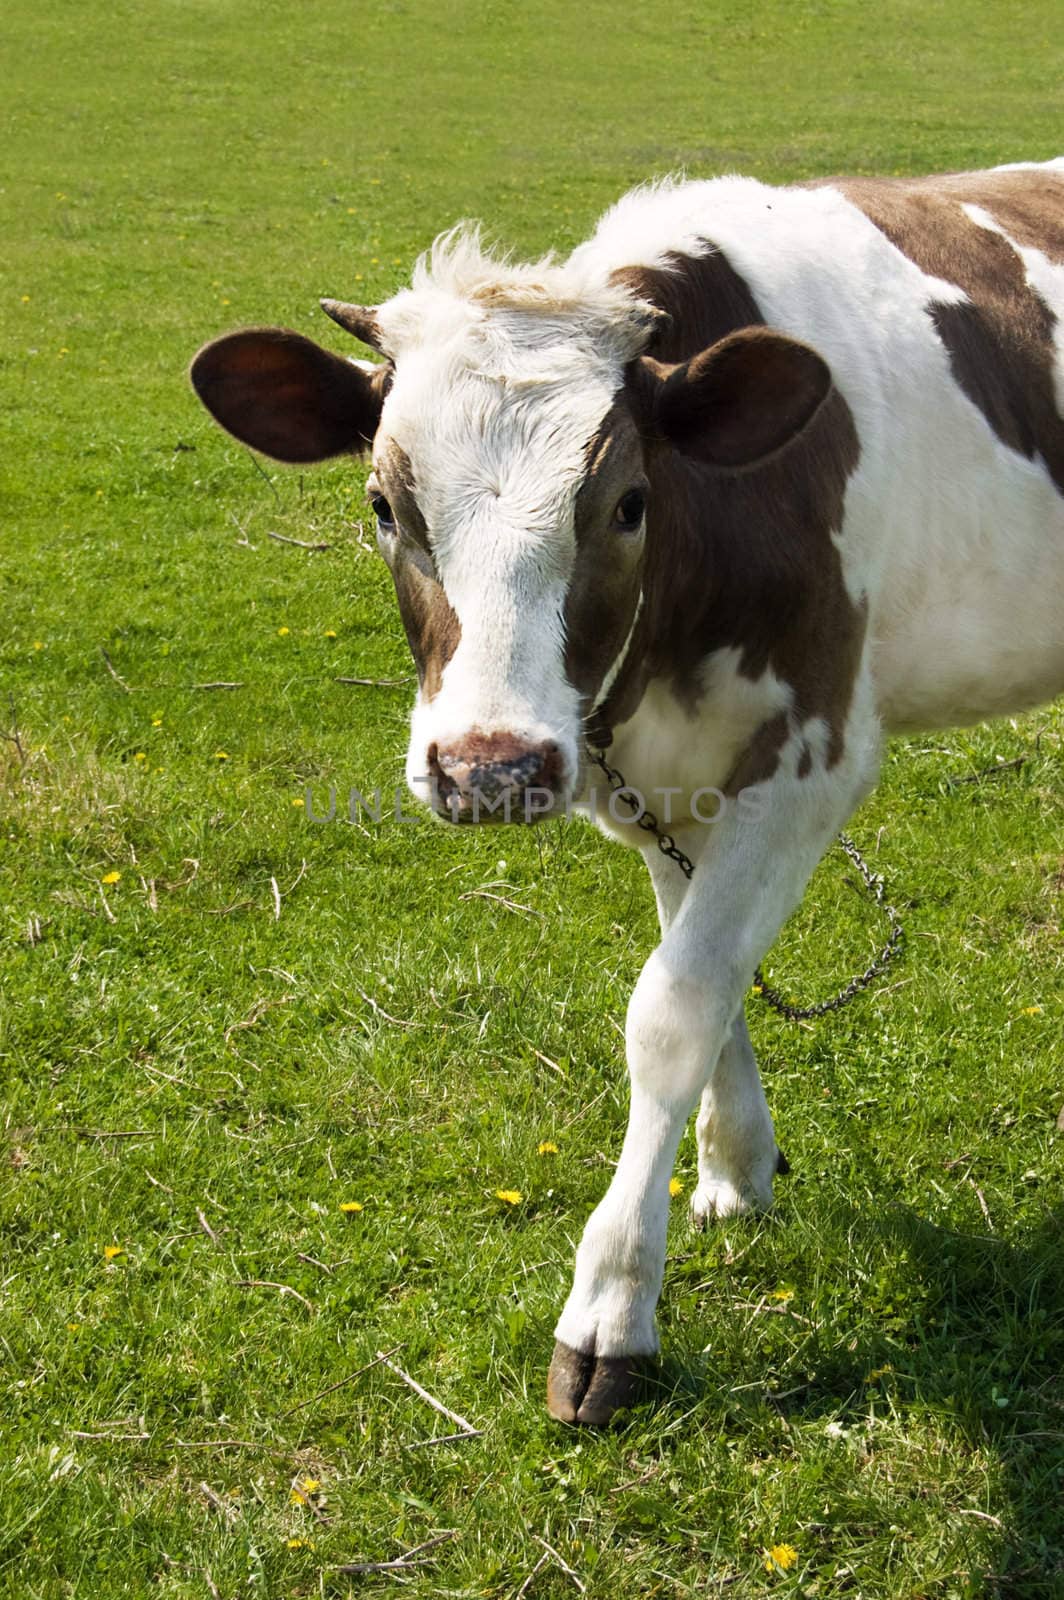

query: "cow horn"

left=320, top=298, right=383, bottom=351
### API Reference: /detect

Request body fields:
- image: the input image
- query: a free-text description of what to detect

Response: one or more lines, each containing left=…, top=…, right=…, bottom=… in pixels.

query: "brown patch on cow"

left=610, top=248, right=765, bottom=358
left=564, top=406, right=646, bottom=715
left=821, top=169, right=1064, bottom=494
left=373, top=440, right=459, bottom=699
left=592, top=249, right=865, bottom=775
left=375, top=439, right=431, bottom=551
left=390, top=553, right=460, bottom=700
left=722, top=711, right=791, bottom=793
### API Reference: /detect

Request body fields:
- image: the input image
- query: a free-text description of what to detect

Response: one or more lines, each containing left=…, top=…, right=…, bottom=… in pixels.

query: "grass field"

left=2, top=2, right=1063, bottom=1596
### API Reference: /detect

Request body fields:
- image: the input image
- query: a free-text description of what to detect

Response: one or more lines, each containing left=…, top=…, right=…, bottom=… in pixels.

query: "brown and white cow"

left=191, top=159, right=1064, bottom=1425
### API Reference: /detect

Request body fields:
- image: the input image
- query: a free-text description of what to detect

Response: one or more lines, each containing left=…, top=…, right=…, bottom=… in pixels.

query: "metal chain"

left=586, top=745, right=905, bottom=1023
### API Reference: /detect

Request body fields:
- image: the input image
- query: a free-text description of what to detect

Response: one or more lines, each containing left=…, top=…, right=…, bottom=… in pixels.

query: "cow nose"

left=427, top=735, right=564, bottom=823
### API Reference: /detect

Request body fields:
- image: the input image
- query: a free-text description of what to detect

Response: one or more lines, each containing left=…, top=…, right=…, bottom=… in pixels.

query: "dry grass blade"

left=280, top=1344, right=402, bottom=1419
left=335, top=674, right=411, bottom=687
left=379, top=1352, right=479, bottom=1435
left=336, top=1530, right=458, bottom=1575
left=268, top=529, right=332, bottom=550
left=98, top=646, right=134, bottom=694
left=234, top=1279, right=314, bottom=1313
left=405, top=1428, right=484, bottom=1449
left=459, top=889, right=542, bottom=918
left=196, top=1208, right=223, bottom=1249
left=532, top=1535, right=586, bottom=1594
left=514, top=1551, right=550, bottom=1598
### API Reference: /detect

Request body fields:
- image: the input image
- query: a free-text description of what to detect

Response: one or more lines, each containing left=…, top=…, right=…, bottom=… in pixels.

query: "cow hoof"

left=546, top=1341, right=649, bottom=1426
left=690, top=1174, right=771, bottom=1227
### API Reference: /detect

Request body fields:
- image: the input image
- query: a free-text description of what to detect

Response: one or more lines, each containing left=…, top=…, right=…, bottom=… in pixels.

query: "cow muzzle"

left=424, top=734, right=566, bottom=824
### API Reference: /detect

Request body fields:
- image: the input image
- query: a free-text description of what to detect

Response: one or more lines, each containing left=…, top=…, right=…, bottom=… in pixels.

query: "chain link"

left=586, top=744, right=904, bottom=1023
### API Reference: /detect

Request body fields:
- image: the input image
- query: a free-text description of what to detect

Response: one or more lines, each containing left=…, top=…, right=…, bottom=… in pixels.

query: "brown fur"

left=375, top=443, right=460, bottom=699
left=822, top=170, right=1064, bottom=494
left=584, top=251, right=865, bottom=772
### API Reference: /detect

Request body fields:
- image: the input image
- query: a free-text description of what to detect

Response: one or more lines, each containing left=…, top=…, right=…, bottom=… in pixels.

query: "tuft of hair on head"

left=388, top=221, right=665, bottom=361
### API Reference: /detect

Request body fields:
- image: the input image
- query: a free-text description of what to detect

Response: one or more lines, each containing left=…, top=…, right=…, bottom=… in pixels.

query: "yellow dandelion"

left=669, top=1177, right=684, bottom=1197
left=33, top=640, right=44, bottom=650
left=103, top=1245, right=124, bottom=1260
left=292, top=797, right=305, bottom=807
left=21, top=295, right=31, bottom=304
left=496, top=1189, right=523, bottom=1205
left=134, top=751, right=147, bottom=762
left=751, top=982, right=763, bottom=995
left=324, top=629, right=337, bottom=638
left=277, top=626, right=290, bottom=636
left=339, top=1200, right=363, bottom=1213
left=151, top=718, right=162, bottom=727
left=67, top=1322, right=81, bottom=1332
left=346, top=207, right=357, bottom=214
left=286, top=1537, right=312, bottom=1548
left=537, top=1140, right=558, bottom=1156
left=221, top=297, right=230, bottom=305
left=214, top=750, right=229, bottom=761
left=370, top=257, right=380, bottom=265
left=101, top=870, right=121, bottom=885
left=299, top=1477, right=320, bottom=1493
left=1022, top=1005, right=1043, bottom=1015
left=768, top=1287, right=794, bottom=1303
left=764, top=1543, right=798, bottom=1573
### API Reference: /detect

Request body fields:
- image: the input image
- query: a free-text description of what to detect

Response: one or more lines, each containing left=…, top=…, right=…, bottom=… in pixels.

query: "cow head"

left=191, top=232, right=832, bottom=824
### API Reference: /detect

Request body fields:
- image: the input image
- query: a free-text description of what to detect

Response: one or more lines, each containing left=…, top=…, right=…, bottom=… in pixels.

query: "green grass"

left=2, top=2, right=1063, bottom=1595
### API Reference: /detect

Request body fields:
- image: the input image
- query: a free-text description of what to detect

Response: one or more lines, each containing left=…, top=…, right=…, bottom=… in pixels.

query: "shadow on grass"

left=653, top=1199, right=1064, bottom=1597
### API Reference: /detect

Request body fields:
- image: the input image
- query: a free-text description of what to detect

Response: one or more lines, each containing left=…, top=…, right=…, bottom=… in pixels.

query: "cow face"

left=191, top=245, right=831, bottom=825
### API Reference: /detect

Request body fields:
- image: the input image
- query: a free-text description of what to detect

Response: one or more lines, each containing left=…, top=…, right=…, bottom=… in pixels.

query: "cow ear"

left=190, top=328, right=389, bottom=463
left=634, top=327, right=833, bottom=469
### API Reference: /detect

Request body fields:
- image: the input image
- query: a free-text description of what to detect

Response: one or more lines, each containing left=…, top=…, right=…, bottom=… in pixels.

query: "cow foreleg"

left=547, top=726, right=880, bottom=1425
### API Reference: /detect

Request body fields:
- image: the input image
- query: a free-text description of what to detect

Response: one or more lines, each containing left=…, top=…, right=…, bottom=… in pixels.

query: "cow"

left=191, top=158, right=1064, bottom=1426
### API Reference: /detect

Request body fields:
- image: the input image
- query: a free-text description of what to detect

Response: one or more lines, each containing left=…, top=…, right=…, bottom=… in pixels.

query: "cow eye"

left=370, top=492, right=396, bottom=532
left=613, top=489, right=646, bottom=531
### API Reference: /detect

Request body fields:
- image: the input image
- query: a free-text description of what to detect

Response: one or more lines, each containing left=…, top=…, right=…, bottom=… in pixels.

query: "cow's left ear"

left=190, top=328, right=389, bottom=463
left=632, top=327, right=833, bottom=469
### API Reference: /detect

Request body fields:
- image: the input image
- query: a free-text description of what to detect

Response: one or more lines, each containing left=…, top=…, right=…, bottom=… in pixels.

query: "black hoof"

left=546, top=1340, right=651, bottom=1426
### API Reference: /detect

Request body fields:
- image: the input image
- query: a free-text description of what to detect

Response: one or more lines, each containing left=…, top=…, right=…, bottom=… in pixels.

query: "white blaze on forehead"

left=372, top=228, right=659, bottom=754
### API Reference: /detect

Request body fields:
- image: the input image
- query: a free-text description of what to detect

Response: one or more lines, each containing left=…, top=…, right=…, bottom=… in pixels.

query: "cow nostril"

left=426, top=735, right=565, bottom=818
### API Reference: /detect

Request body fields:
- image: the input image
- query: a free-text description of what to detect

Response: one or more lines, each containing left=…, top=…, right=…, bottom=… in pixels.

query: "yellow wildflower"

left=339, top=1201, right=363, bottom=1213
left=277, top=626, right=290, bottom=636
left=101, top=870, right=121, bottom=885
left=286, top=1537, right=311, bottom=1548
left=768, top=1287, right=795, bottom=1303
left=21, top=295, right=31, bottom=304
left=324, top=629, right=337, bottom=638
left=751, top=982, right=763, bottom=995
left=134, top=751, right=147, bottom=762
left=1022, top=1005, right=1042, bottom=1015
left=764, top=1543, right=798, bottom=1573
left=67, top=1322, right=81, bottom=1332
left=537, top=1140, right=558, bottom=1156
left=292, top=797, right=305, bottom=807
left=214, top=750, right=229, bottom=761
left=33, top=640, right=43, bottom=650
left=496, top=1189, right=523, bottom=1205
left=152, top=718, right=162, bottom=727
left=103, top=1245, right=124, bottom=1260
left=669, top=1177, right=684, bottom=1197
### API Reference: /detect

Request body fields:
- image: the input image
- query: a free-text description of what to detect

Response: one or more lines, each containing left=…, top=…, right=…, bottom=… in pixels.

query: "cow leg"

left=645, top=842, right=781, bottom=1225
left=690, top=1010, right=778, bottom=1224
left=547, top=727, right=880, bottom=1426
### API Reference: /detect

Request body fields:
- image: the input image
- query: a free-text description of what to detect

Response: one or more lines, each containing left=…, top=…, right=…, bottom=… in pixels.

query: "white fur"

left=362, top=164, right=1064, bottom=1395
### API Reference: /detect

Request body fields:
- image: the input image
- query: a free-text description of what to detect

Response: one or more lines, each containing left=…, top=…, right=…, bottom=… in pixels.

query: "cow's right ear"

left=190, top=329, right=389, bottom=463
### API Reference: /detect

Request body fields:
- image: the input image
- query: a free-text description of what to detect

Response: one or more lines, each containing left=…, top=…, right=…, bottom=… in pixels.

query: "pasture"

left=2, top=1, right=1063, bottom=1595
